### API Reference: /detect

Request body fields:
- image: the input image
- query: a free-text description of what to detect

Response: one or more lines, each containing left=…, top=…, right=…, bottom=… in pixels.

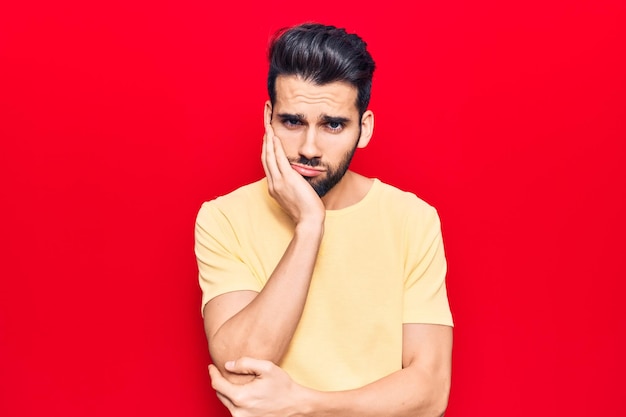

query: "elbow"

left=431, top=377, right=451, bottom=417
left=208, top=339, right=259, bottom=385
left=432, top=400, right=448, bottom=417
left=418, top=373, right=450, bottom=417
left=403, top=380, right=450, bottom=417
left=208, top=334, right=253, bottom=369
left=406, top=394, right=448, bottom=417
left=207, top=329, right=250, bottom=371
left=418, top=394, right=448, bottom=417
left=208, top=331, right=284, bottom=370
left=207, top=340, right=231, bottom=372
left=205, top=325, right=230, bottom=370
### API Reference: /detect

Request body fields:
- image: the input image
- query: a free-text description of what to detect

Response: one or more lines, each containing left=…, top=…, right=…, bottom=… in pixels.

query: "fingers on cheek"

left=268, top=180, right=285, bottom=199
left=271, top=179, right=285, bottom=196
left=216, top=392, right=234, bottom=409
left=225, top=390, right=244, bottom=408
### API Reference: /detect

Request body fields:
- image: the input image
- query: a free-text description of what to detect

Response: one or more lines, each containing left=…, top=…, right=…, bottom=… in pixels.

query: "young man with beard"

left=195, top=23, right=453, bottom=417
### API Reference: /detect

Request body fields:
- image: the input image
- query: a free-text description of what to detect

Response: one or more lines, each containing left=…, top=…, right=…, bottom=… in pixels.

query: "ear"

left=264, top=100, right=273, bottom=126
left=356, top=110, right=374, bottom=149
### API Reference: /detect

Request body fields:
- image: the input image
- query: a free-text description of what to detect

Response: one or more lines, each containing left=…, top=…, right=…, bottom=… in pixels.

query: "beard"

left=290, top=143, right=358, bottom=198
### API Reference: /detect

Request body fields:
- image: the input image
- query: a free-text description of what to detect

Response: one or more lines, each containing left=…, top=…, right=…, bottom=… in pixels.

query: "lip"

left=290, top=163, right=325, bottom=177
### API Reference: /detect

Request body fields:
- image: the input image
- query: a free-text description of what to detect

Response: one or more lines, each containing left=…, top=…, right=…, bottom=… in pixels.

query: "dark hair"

left=267, top=23, right=376, bottom=117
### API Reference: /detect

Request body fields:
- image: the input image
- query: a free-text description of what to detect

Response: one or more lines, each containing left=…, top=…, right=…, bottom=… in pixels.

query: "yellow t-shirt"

left=195, top=178, right=452, bottom=391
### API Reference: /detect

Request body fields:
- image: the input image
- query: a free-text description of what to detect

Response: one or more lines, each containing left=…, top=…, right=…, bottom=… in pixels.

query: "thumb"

left=208, top=364, right=229, bottom=393
left=225, top=357, right=273, bottom=376
left=208, top=363, right=220, bottom=378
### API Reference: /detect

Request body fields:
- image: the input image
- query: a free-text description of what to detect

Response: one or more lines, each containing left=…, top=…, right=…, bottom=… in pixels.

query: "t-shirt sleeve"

left=403, top=203, right=453, bottom=326
left=194, top=201, right=262, bottom=316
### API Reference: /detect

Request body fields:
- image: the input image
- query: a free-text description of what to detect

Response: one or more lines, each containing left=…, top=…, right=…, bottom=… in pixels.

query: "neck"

left=321, top=171, right=373, bottom=210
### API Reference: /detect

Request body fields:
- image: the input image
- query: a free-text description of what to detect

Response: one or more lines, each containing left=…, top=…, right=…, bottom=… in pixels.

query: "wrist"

left=295, top=386, right=323, bottom=417
left=295, top=217, right=325, bottom=238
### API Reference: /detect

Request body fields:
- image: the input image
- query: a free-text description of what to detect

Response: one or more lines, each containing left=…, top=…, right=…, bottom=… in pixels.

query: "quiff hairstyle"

left=267, top=23, right=376, bottom=117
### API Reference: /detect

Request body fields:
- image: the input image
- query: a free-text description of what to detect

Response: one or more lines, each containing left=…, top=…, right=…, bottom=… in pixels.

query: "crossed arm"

left=202, top=124, right=452, bottom=416
left=207, top=321, right=452, bottom=417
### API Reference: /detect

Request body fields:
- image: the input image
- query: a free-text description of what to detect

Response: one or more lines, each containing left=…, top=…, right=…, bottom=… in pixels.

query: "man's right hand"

left=262, top=122, right=325, bottom=228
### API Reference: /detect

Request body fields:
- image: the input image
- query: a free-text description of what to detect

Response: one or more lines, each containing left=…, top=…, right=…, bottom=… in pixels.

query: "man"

left=195, top=23, right=453, bottom=417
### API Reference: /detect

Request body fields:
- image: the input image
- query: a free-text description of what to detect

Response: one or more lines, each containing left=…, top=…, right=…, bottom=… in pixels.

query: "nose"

left=298, top=127, right=322, bottom=160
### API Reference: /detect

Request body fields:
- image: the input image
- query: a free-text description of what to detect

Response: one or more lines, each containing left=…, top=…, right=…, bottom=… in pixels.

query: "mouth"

left=290, top=163, right=325, bottom=178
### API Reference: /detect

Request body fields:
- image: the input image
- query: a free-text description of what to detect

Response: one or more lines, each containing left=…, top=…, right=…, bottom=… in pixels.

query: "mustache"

left=289, top=156, right=323, bottom=168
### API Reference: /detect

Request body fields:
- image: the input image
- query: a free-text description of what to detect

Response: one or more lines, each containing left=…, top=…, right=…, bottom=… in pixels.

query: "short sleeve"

left=403, top=204, right=453, bottom=326
left=194, top=201, right=262, bottom=316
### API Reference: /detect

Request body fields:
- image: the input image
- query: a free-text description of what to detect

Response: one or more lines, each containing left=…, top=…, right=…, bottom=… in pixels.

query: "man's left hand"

left=209, top=357, right=310, bottom=417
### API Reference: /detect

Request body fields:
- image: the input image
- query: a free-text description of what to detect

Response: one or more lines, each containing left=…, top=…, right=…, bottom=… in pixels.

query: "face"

left=265, top=75, right=373, bottom=197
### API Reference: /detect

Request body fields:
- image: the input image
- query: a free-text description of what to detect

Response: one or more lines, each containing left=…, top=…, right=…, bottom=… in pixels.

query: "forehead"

left=274, top=75, right=359, bottom=117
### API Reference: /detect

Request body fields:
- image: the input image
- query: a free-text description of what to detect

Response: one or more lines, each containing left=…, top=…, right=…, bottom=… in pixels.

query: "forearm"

left=208, top=221, right=323, bottom=370
left=300, top=364, right=450, bottom=417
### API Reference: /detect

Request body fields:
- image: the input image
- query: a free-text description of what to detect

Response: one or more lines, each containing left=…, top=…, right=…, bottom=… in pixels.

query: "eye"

left=327, top=121, right=344, bottom=132
left=283, top=118, right=303, bottom=128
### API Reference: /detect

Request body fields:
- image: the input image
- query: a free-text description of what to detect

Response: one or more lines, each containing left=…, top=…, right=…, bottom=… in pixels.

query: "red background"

left=1, top=1, right=625, bottom=416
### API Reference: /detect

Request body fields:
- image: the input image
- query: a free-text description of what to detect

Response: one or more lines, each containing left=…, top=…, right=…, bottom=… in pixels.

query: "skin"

left=265, top=76, right=373, bottom=203
left=203, top=75, right=453, bottom=416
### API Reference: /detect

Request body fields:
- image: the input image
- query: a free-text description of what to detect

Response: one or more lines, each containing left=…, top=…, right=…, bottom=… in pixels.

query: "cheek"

left=319, top=131, right=359, bottom=153
left=273, top=129, right=302, bottom=156
left=273, top=124, right=301, bottom=140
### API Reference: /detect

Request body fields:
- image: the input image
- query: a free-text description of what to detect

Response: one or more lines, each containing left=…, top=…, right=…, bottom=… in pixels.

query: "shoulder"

left=375, top=180, right=439, bottom=221
left=370, top=180, right=442, bottom=246
left=196, top=178, right=292, bottom=236
left=197, top=178, right=268, bottom=219
left=195, top=179, right=271, bottom=235
left=204, top=178, right=267, bottom=208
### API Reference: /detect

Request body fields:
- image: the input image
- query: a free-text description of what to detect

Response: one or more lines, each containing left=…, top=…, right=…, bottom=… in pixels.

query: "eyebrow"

left=277, top=113, right=305, bottom=122
left=319, top=114, right=351, bottom=125
left=276, top=113, right=351, bottom=125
